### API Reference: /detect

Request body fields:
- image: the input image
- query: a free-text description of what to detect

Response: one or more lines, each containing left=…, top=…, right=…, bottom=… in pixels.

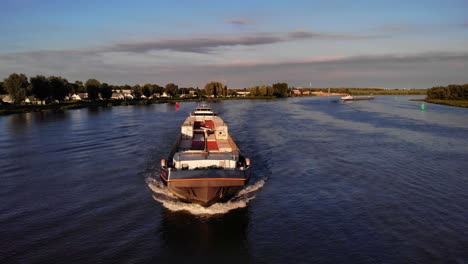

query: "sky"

left=0, top=0, right=467, bottom=88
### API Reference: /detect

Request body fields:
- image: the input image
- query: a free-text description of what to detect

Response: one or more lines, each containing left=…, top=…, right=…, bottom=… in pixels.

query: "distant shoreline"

left=0, top=88, right=430, bottom=116
left=0, top=97, right=277, bottom=116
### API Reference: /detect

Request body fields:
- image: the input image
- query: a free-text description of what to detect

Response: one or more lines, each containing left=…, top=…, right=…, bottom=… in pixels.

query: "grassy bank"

left=409, top=98, right=468, bottom=108
left=424, top=99, right=468, bottom=108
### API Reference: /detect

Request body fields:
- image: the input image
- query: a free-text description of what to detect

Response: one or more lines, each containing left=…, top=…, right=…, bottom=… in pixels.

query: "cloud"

left=210, top=56, right=347, bottom=67
left=288, top=30, right=322, bottom=39
left=340, top=52, right=468, bottom=65
left=224, top=18, right=253, bottom=25
left=187, top=51, right=467, bottom=88
left=107, top=30, right=383, bottom=54
left=288, top=30, right=382, bottom=40
left=0, top=29, right=382, bottom=66
left=1, top=22, right=465, bottom=88
left=1, top=50, right=466, bottom=88
left=211, top=52, right=468, bottom=69
left=108, top=34, right=283, bottom=53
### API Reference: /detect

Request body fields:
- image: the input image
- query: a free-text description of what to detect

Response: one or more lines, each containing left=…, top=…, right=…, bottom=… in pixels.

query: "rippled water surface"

left=1, top=97, right=468, bottom=263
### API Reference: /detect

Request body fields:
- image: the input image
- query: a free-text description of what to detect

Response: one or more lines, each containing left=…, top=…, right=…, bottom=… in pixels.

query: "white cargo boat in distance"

left=160, top=104, right=251, bottom=206
left=340, top=95, right=375, bottom=101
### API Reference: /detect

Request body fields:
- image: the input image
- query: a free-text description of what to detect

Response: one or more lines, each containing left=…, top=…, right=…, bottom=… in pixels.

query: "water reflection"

left=159, top=208, right=251, bottom=263
left=9, top=112, right=33, bottom=128
left=7, top=111, right=69, bottom=134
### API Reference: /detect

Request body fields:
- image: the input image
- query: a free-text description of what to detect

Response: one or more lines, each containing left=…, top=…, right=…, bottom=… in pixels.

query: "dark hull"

left=160, top=168, right=250, bottom=206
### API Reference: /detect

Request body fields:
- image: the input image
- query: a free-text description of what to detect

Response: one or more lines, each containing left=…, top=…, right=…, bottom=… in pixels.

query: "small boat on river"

left=160, top=103, right=251, bottom=206
left=340, top=95, right=375, bottom=101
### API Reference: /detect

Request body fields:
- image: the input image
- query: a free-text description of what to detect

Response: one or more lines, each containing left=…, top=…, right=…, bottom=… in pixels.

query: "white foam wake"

left=146, top=177, right=267, bottom=216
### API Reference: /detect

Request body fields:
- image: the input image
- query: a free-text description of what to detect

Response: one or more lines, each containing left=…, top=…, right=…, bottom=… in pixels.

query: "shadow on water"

left=87, top=105, right=113, bottom=115
left=158, top=207, right=251, bottom=264
left=8, top=111, right=69, bottom=125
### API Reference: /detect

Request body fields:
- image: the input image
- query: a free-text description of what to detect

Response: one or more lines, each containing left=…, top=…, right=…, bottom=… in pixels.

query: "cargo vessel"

left=340, top=95, right=375, bottom=101
left=160, top=104, right=251, bottom=206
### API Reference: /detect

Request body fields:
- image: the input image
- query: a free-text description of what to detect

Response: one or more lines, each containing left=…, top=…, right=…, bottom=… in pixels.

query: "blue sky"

left=1, top=0, right=467, bottom=88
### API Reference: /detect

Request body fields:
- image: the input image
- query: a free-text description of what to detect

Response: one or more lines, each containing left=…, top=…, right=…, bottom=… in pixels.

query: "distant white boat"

left=340, top=95, right=375, bottom=101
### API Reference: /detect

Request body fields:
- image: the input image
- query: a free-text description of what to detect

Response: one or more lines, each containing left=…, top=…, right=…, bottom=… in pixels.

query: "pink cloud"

left=301, top=56, right=347, bottom=63
left=212, top=56, right=348, bottom=67
left=328, top=70, right=401, bottom=79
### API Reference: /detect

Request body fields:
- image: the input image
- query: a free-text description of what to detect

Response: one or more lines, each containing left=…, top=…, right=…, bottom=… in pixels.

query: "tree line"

left=1, top=73, right=117, bottom=104
left=246, top=83, right=289, bottom=98
left=1, top=73, right=293, bottom=104
left=0, top=73, right=206, bottom=104
left=426, top=84, right=468, bottom=100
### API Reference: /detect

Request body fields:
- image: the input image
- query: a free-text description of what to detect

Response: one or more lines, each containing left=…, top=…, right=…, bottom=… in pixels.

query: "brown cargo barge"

left=160, top=104, right=251, bottom=206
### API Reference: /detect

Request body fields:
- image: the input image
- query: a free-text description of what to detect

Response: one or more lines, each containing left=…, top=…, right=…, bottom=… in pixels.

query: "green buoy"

left=420, top=103, right=425, bottom=110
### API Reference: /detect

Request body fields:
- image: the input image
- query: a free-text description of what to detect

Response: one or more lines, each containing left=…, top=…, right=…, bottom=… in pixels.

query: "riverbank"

left=0, top=91, right=440, bottom=116
left=309, top=88, right=427, bottom=96
left=410, top=98, right=468, bottom=108
left=0, top=96, right=278, bottom=116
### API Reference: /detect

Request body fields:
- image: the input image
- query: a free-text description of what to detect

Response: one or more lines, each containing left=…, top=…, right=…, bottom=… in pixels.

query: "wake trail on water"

left=146, top=177, right=267, bottom=216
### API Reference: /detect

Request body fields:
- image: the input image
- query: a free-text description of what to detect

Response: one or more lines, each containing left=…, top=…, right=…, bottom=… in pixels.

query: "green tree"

left=75, top=80, right=86, bottom=93
left=142, top=83, right=153, bottom=97
left=100, top=83, right=113, bottom=100
left=258, top=85, right=267, bottom=96
left=204, top=83, right=214, bottom=97
left=68, top=82, right=79, bottom=95
left=123, top=84, right=132, bottom=91
left=272, top=83, right=289, bottom=98
left=0, top=81, right=5, bottom=94
left=85, top=79, right=101, bottom=100
left=427, top=84, right=468, bottom=100
left=464, top=84, right=468, bottom=99
left=132, top=84, right=142, bottom=98
left=178, top=87, right=188, bottom=95
left=248, top=86, right=260, bottom=96
left=227, top=88, right=237, bottom=97
left=152, top=84, right=164, bottom=95
left=165, top=83, right=179, bottom=97
left=48, top=76, right=69, bottom=101
left=4, top=73, right=29, bottom=104
left=30, top=75, right=50, bottom=103
left=204, top=81, right=223, bottom=97
left=197, top=87, right=206, bottom=97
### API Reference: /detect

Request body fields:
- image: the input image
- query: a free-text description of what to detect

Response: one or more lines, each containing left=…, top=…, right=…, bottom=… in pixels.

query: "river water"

left=1, top=96, right=467, bottom=263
